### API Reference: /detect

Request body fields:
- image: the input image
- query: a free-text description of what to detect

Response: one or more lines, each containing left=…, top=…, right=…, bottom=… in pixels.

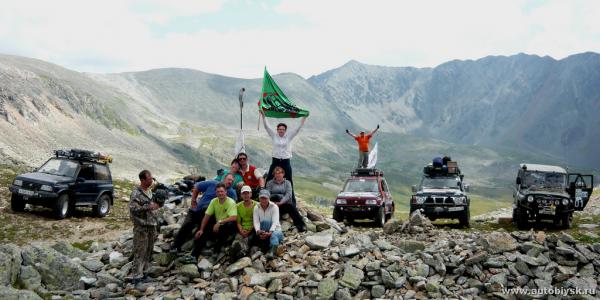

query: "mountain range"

left=1, top=52, right=598, bottom=203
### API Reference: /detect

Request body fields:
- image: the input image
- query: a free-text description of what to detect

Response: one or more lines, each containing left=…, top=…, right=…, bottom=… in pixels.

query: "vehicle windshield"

left=522, top=171, right=566, bottom=189
left=343, top=179, right=379, bottom=193
left=420, top=176, right=461, bottom=190
left=37, top=158, right=79, bottom=177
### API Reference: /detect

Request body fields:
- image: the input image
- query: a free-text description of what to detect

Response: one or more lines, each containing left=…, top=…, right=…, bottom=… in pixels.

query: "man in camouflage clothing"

left=129, top=170, right=160, bottom=283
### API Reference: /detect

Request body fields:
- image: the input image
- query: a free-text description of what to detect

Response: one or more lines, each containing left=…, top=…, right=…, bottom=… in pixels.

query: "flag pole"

left=238, top=88, right=245, bottom=130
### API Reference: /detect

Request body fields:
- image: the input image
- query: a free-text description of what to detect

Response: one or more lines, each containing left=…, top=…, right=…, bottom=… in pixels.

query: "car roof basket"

left=351, top=168, right=383, bottom=176
left=424, top=161, right=460, bottom=176
left=54, top=149, right=113, bottom=164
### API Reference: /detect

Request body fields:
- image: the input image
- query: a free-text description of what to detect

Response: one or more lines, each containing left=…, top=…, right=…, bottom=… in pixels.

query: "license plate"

left=18, top=189, right=35, bottom=196
left=540, top=206, right=555, bottom=215
left=448, top=206, right=464, bottom=212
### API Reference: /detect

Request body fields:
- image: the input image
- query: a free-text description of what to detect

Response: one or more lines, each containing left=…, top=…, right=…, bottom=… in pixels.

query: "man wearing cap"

left=253, top=189, right=284, bottom=258
left=192, top=182, right=238, bottom=257
left=236, top=152, right=265, bottom=198
left=172, top=173, right=237, bottom=253
left=230, top=185, right=256, bottom=258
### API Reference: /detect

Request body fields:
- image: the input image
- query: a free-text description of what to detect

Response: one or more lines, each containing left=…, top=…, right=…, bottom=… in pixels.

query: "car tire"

left=385, top=204, right=395, bottom=221
left=561, top=213, right=572, bottom=229
left=54, top=194, right=71, bottom=220
left=515, top=208, right=528, bottom=230
left=332, top=208, right=344, bottom=222
left=11, top=194, right=26, bottom=212
left=93, top=194, right=111, bottom=218
left=459, top=208, right=470, bottom=228
left=375, top=206, right=386, bottom=228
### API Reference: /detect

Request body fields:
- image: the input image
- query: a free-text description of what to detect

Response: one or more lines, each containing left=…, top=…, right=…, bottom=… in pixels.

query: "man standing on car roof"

left=346, top=125, right=379, bottom=168
left=128, top=170, right=161, bottom=284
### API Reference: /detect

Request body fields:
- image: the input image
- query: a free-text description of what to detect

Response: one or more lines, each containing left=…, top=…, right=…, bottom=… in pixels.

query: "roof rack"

left=54, top=149, right=113, bottom=164
left=351, top=168, right=383, bottom=176
left=424, top=161, right=460, bottom=176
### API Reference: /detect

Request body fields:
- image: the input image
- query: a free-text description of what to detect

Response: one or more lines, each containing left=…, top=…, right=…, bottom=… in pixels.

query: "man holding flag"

left=258, top=68, right=309, bottom=206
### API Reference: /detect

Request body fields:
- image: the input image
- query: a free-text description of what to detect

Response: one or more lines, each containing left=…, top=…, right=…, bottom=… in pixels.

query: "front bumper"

left=334, top=205, right=380, bottom=218
left=9, top=185, right=58, bottom=202
left=411, top=204, right=468, bottom=218
left=517, top=202, right=573, bottom=218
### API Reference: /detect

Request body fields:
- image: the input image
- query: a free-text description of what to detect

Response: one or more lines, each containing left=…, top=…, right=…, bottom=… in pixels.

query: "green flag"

left=258, top=68, right=309, bottom=118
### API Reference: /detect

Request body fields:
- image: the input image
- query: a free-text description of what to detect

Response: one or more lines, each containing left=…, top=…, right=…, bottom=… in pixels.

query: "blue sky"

left=0, top=0, right=599, bottom=78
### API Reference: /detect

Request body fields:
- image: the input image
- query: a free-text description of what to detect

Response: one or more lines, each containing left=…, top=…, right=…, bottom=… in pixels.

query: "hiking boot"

left=298, top=225, right=307, bottom=233
left=266, top=246, right=276, bottom=259
left=229, top=240, right=242, bottom=259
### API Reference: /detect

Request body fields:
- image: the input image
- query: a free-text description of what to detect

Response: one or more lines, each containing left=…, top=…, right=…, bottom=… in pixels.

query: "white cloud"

left=0, top=0, right=599, bottom=78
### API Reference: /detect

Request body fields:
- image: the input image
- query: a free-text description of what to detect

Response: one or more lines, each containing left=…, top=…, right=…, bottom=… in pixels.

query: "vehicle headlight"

left=456, top=197, right=467, bottom=204
left=562, top=199, right=569, bottom=206
left=13, top=179, right=23, bottom=186
left=527, top=196, right=534, bottom=202
left=336, top=199, right=347, bottom=205
left=365, top=199, right=377, bottom=205
left=416, top=196, right=426, bottom=204
left=40, top=185, right=53, bottom=192
left=554, top=200, right=560, bottom=206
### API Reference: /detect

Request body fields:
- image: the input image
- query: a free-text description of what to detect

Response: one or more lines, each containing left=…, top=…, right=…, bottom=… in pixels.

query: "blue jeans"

left=260, top=220, right=284, bottom=247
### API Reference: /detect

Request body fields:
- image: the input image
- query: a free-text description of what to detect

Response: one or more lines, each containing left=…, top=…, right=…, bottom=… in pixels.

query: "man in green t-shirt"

left=230, top=185, right=256, bottom=258
left=192, top=183, right=237, bottom=258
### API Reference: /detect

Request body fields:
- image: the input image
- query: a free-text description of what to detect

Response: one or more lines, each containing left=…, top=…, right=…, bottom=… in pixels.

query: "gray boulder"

left=51, top=241, right=88, bottom=259
left=317, top=277, right=337, bottom=300
left=0, top=287, right=42, bottom=300
left=226, top=257, right=252, bottom=275
left=395, top=240, right=426, bottom=252
left=306, top=231, right=334, bottom=250
left=21, top=244, right=92, bottom=291
left=479, top=232, right=518, bottom=254
left=345, top=233, right=375, bottom=253
left=383, top=219, right=401, bottom=234
left=339, top=265, right=364, bottom=289
left=17, top=265, right=41, bottom=291
left=179, top=264, right=200, bottom=278
left=0, top=243, right=22, bottom=286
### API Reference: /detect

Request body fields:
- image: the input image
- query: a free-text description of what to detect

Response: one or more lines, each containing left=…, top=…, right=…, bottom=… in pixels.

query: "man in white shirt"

left=260, top=110, right=307, bottom=206
left=253, top=189, right=284, bottom=257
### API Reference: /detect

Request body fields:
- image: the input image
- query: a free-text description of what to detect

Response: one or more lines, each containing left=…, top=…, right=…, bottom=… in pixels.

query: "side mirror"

left=516, top=178, right=521, bottom=185
left=76, top=177, right=86, bottom=183
left=464, top=184, right=470, bottom=192
left=411, top=185, right=417, bottom=193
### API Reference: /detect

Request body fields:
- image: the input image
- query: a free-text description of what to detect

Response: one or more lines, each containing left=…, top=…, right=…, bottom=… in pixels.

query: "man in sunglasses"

left=236, top=152, right=265, bottom=199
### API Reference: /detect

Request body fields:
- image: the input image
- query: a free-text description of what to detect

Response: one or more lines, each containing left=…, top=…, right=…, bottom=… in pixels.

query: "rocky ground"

left=1, top=197, right=600, bottom=300
left=2, top=160, right=600, bottom=299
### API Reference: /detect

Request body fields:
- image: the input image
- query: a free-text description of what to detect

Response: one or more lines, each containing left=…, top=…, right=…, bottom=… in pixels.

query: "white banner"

left=367, top=142, right=378, bottom=168
left=234, top=131, right=245, bottom=155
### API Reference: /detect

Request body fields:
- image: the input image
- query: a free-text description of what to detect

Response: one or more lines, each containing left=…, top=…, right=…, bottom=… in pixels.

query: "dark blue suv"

left=9, top=149, right=114, bottom=219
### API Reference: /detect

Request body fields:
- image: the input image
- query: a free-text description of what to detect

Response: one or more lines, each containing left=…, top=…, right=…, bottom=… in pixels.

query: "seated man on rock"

left=171, top=173, right=237, bottom=254
left=253, top=189, right=284, bottom=258
left=191, top=182, right=238, bottom=258
left=266, top=166, right=306, bottom=232
left=230, top=185, right=257, bottom=258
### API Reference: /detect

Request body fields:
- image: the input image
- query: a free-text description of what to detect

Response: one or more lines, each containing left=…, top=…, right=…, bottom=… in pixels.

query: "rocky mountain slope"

left=310, top=53, right=600, bottom=168
left=1, top=52, right=598, bottom=199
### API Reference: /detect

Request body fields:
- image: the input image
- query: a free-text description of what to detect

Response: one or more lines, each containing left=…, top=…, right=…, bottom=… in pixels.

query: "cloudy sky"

left=1, top=0, right=599, bottom=78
